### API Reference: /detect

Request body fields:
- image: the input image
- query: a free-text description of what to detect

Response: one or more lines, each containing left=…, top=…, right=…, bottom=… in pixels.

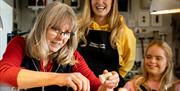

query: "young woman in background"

left=123, top=40, right=177, bottom=91
left=77, top=0, right=136, bottom=88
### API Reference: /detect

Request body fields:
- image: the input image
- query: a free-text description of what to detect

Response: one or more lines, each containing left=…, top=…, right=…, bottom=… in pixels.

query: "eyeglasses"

left=50, top=26, right=74, bottom=37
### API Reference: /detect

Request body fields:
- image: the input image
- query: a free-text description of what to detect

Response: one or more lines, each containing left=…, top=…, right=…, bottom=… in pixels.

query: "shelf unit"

left=28, top=6, right=45, bottom=11
left=28, top=5, right=45, bottom=16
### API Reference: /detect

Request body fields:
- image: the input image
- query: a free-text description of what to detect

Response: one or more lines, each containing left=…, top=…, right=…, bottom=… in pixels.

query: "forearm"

left=17, top=69, right=58, bottom=89
left=98, top=85, right=113, bottom=91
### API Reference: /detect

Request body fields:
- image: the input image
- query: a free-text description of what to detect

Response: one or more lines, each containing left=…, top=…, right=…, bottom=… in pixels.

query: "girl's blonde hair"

left=77, top=0, right=123, bottom=48
left=26, top=2, right=78, bottom=65
left=131, top=40, right=174, bottom=91
left=142, top=40, right=174, bottom=91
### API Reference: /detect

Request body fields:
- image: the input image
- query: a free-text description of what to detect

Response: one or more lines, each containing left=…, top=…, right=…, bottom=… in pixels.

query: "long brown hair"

left=26, top=2, right=78, bottom=65
left=77, top=0, right=123, bottom=48
left=142, top=40, right=174, bottom=91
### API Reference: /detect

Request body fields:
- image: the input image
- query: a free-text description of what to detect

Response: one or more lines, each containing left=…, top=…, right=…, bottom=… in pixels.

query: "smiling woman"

left=0, top=1, right=120, bottom=91
left=77, top=0, right=136, bottom=89
left=123, top=40, right=178, bottom=91
left=46, top=24, right=74, bottom=53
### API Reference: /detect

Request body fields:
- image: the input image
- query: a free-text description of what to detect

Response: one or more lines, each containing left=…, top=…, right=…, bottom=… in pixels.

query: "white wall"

left=0, top=0, right=13, bottom=59
left=119, top=0, right=172, bottom=76
left=128, top=0, right=172, bottom=62
left=19, top=0, right=35, bottom=32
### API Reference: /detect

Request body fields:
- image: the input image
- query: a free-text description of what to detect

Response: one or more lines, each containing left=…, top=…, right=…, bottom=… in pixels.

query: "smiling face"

left=144, top=45, right=167, bottom=76
left=91, top=0, right=112, bottom=18
left=46, top=22, right=72, bottom=53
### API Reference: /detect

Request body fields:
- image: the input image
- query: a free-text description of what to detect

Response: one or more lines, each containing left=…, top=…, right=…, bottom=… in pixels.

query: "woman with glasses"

left=0, top=2, right=119, bottom=91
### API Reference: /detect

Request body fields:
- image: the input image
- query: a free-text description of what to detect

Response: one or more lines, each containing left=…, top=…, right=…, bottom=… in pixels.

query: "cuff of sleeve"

left=2, top=67, right=21, bottom=87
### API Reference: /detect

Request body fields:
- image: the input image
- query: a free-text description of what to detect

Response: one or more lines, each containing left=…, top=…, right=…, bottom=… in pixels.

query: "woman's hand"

left=55, top=72, right=90, bottom=91
left=98, top=70, right=120, bottom=91
left=118, top=88, right=128, bottom=91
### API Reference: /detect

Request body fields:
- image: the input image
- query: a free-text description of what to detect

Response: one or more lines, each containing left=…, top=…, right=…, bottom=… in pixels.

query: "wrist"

left=52, top=73, right=64, bottom=86
left=98, top=85, right=113, bottom=91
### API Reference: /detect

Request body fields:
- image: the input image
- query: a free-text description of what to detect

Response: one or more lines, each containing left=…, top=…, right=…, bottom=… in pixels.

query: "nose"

left=97, top=0, right=104, bottom=4
left=149, top=57, right=156, bottom=63
left=56, top=33, right=65, bottom=40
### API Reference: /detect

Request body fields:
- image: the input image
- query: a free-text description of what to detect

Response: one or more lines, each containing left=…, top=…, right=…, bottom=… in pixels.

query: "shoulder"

left=175, top=82, right=180, bottom=91
left=119, top=15, right=128, bottom=25
left=124, top=76, right=145, bottom=90
left=118, top=22, right=136, bottom=43
left=124, top=80, right=136, bottom=91
left=118, top=15, right=133, bottom=34
left=10, top=36, right=25, bottom=41
left=73, top=50, right=85, bottom=63
left=7, top=36, right=26, bottom=47
left=73, top=50, right=81, bottom=59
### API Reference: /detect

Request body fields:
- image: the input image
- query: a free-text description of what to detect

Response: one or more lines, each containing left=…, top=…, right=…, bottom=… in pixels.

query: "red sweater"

left=0, top=36, right=100, bottom=91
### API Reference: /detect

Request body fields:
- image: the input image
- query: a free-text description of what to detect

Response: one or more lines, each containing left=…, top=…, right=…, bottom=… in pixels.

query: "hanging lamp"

left=150, top=0, right=180, bottom=15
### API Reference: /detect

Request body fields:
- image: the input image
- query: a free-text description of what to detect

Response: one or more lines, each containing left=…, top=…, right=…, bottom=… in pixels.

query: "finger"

left=72, top=74, right=83, bottom=91
left=118, top=88, right=128, bottom=91
left=87, top=79, right=90, bottom=91
left=103, top=82, right=114, bottom=88
left=73, top=80, right=82, bottom=91
left=103, top=80, right=117, bottom=88
left=111, top=71, right=118, bottom=76
left=75, top=73, right=90, bottom=91
left=106, top=76, right=119, bottom=86
left=104, top=74, right=119, bottom=88
left=82, top=78, right=89, bottom=91
left=68, top=78, right=78, bottom=91
left=85, top=77, right=90, bottom=91
left=103, top=69, right=109, bottom=74
left=108, top=71, right=119, bottom=80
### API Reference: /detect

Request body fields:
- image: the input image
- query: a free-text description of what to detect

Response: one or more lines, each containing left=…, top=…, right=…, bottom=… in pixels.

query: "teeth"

left=96, top=4, right=105, bottom=10
left=97, top=6, right=105, bottom=9
left=96, top=7, right=105, bottom=12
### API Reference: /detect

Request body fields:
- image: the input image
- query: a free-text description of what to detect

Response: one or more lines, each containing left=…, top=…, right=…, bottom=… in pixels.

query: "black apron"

left=20, top=55, right=73, bottom=91
left=78, top=29, right=124, bottom=88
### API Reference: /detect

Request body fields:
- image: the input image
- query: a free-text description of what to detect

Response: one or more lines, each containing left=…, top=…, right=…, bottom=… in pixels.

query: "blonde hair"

left=26, top=2, right=78, bottom=65
left=77, top=0, right=122, bottom=48
left=142, top=40, right=174, bottom=91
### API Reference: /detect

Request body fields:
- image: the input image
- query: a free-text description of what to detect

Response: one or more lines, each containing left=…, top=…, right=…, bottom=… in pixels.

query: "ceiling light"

left=150, top=0, right=180, bottom=15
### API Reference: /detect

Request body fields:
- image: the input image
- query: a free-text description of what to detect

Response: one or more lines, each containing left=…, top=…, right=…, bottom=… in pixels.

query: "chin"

left=50, top=50, right=58, bottom=53
left=50, top=48, right=60, bottom=53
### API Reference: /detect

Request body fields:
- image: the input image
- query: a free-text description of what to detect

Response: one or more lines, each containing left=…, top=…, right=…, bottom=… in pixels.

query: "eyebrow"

left=146, top=54, right=164, bottom=58
left=52, top=26, right=72, bottom=32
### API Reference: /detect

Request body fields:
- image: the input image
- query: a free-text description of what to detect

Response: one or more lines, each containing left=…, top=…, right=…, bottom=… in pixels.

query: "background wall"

left=128, top=0, right=172, bottom=62
left=119, top=0, right=173, bottom=77
left=0, top=0, right=13, bottom=59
